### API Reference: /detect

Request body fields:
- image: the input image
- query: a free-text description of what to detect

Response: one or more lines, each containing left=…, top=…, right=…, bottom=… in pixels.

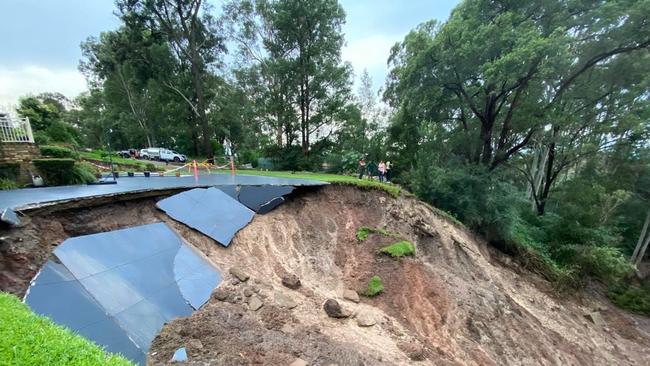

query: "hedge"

left=33, top=159, right=95, bottom=186
left=0, top=162, right=20, bottom=180
left=39, top=145, right=78, bottom=159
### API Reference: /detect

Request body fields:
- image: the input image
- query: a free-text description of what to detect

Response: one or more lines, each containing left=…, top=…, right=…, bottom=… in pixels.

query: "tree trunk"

left=631, top=208, right=650, bottom=264
left=191, top=57, right=213, bottom=158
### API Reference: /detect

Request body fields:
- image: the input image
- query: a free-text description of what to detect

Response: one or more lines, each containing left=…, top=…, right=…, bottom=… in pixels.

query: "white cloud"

left=0, top=65, right=87, bottom=109
left=342, top=34, right=399, bottom=91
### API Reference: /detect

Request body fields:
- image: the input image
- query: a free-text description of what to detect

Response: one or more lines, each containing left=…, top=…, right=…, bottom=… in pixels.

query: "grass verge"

left=379, top=240, right=416, bottom=257
left=232, top=170, right=401, bottom=197
left=364, top=276, right=384, bottom=297
left=0, top=292, right=134, bottom=366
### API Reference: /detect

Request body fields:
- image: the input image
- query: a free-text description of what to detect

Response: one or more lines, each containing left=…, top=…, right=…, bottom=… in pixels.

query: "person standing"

left=386, top=160, right=392, bottom=183
left=358, top=158, right=366, bottom=179
left=378, top=160, right=386, bottom=183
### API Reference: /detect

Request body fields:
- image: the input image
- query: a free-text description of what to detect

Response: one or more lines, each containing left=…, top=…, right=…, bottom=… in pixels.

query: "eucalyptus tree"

left=385, top=0, right=650, bottom=172
left=117, top=0, right=227, bottom=158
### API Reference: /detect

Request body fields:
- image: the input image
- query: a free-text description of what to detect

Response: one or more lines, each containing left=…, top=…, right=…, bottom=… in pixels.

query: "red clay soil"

left=2, top=185, right=650, bottom=365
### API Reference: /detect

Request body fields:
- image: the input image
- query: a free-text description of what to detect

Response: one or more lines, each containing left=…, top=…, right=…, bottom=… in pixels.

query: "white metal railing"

left=0, top=116, right=34, bottom=143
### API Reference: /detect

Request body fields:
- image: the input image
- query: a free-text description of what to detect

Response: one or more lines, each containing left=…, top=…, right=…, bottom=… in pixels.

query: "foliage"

left=608, top=283, right=650, bottom=315
left=0, top=292, right=134, bottom=366
left=33, top=159, right=96, bottom=186
left=364, top=276, right=384, bottom=297
left=0, top=178, right=18, bottom=190
left=356, top=226, right=401, bottom=242
left=39, top=145, right=77, bottom=159
left=0, top=162, right=20, bottom=181
left=16, top=93, right=81, bottom=145
left=379, top=241, right=415, bottom=257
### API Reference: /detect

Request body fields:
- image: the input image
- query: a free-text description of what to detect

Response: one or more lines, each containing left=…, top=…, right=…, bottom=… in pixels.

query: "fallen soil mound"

left=2, top=185, right=650, bottom=365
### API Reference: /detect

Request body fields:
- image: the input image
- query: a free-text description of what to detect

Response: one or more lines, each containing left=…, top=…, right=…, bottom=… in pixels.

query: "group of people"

left=357, top=158, right=392, bottom=183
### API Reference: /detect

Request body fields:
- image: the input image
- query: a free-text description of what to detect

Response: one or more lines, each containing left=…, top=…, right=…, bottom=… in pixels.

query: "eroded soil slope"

left=152, top=186, right=650, bottom=365
left=2, top=186, right=650, bottom=365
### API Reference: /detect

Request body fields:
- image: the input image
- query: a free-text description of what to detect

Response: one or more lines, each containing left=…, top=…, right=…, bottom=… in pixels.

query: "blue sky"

left=0, top=0, right=459, bottom=106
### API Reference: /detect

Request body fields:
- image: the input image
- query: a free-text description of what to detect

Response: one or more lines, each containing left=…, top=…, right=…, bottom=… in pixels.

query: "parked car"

left=118, top=149, right=139, bottom=159
left=160, top=148, right=186, bottom=162
left=139, top=148, right=160, bottom=160
left=140, top=147, right=186, bottom=162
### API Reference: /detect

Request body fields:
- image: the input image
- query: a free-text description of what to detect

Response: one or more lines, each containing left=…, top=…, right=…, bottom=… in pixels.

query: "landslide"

left=1, top=185, right=649, bottom=365
left=151, top=186, right=650, bottom=365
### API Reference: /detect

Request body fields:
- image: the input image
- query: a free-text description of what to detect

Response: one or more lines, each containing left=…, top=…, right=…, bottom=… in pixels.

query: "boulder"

left=274, top=292, right=298, bottom=309
left=323, top=299, right=349, bottom=318
left=229, top=267, right=250, bottom=282
left=248, top=296, right=264, bottom=311
left=356, top=312, right=376, bottom=327
left=282, top=274, right=301, bottom=289
left=343, top=289, right=360, bottom=303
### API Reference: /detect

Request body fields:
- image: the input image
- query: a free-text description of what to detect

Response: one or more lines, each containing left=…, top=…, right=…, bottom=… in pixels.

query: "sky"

left=0, top=0, right=459, bottom=108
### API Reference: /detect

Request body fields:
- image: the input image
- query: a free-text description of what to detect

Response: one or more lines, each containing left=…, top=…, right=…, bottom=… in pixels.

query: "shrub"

left=0, top=162, right=20, bottom=180
left=0, top=292, right=133, bottom=365
left=379, top=241, right=415, bottom=257
left=364, top=276, right=384, bottom=297
left=145, top=163, right=156, bottom=172
left=33, top=159, right=95, bottom=186
left=608, top=283, right=650, bottom=315
left=39, top=145, right=77, bottom=159
left=0, top=178, right=18, bottom=190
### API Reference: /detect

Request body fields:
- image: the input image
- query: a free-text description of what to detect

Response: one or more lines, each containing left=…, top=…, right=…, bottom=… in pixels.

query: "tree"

left=385, top=0, right=650, bottom=172
left=118, top=0, right=227, bottom=159
left=227, top=0, right=353, bottom=155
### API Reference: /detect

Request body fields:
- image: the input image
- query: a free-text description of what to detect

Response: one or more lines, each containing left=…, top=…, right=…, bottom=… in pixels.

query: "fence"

left=0, top=116, right=34, bottom=143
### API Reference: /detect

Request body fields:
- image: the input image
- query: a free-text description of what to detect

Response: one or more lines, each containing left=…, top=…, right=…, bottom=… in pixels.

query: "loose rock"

left=213, top=288, right=228, bottom=301
left=188, top=339, right=203, bottom=350
left=356, top=312, right=376, bottom=327
left=289, top=358, right=308, bottom=366
left=281, top=274, right=301, bottom=289
left=323, top=299, right=349, bottom=318
left=584, top=311, right=605, bottom=327
left=248, top=296, right=264, bottom=311
left=343, top=289, right=360, bottom=303
left=243, top=288, right=253, bottom=297
left=274, top=292, right=298, bottom=309
left=229, top=267, right=250, bottom=282
left=398, top=342, right=426, bottom=361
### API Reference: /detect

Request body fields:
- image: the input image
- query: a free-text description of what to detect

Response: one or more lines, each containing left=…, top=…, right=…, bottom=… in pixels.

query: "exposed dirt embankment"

left=153, top=186, right=650, bottom=365
left=2, top=185, right=650, bottom=365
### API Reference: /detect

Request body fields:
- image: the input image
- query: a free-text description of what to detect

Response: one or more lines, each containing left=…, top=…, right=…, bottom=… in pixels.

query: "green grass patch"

left=364, top=276, right=384, bottom=297
left=0, top=292, right=134, bottom=365
left=231, top=170, right=401, bottom=197
left=356, top=226, right=401, bottom=242
left=379, top=240, right=415, bottom=257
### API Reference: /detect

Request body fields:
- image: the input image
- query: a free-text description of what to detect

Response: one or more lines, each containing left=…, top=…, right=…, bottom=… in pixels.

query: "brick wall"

left=0, top=142, right=41, bottom=184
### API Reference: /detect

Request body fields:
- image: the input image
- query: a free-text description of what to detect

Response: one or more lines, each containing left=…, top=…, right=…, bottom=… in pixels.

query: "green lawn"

left=0, top=292, right=134, bottom=366
left=230, top=170, right=402, bottom=197
left=79, top=151, right=153, bottom=171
